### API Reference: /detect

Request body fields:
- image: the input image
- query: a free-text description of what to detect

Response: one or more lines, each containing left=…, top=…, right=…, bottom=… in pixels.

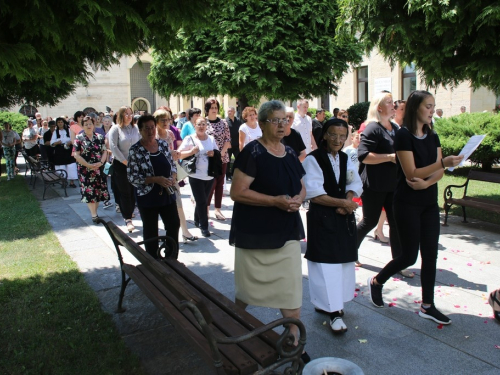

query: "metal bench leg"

left=116, top=270, right=132, bottom=313
left=443, top=204, right=450, bottom=226
left=462, top=206, right=468, bottom=223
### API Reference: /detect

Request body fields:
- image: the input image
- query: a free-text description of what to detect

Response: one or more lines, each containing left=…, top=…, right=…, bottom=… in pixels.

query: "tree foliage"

left=338, top=0, right=500, bottom=93
left=149, top=0, right=363, bottom=106
left=434, top=113, right=500, bottom=171
left=346, top=101, right=370, bottom=129
left=0, top=0, right=220, bottom=108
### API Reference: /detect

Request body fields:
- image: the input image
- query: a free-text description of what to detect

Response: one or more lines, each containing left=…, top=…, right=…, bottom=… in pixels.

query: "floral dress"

left=74, top=132, right=109, bottom=203
left=206, top=117, right=231, bottom=164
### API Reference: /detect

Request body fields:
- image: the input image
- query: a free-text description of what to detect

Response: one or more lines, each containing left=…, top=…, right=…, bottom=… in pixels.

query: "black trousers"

left=138, top=202, right=180, bottom=259
left=356, top=187, right=401, bottom=259
left=226, top=147, right=240, bottom=178
left=189, top=177, right=214, bottom=230
left=112, top=160, right=135, bottom=220
left=376, top=202, right=440, bottom=304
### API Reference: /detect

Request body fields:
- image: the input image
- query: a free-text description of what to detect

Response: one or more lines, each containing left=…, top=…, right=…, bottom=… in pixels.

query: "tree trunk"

left=237, top=94, right=249, bottom=119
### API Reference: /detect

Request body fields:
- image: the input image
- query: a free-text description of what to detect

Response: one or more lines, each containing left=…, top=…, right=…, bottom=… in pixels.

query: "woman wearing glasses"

left=108, top=106, right=140, bottom=232
left=302, top=118, right=362, bottom=334
left=230, top=100, right=308, bottom=362
left=205, top=98, right=231, bottom=221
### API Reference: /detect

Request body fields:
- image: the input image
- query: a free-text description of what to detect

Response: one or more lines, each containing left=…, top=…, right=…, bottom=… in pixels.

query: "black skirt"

left=53, top=145, right=75, bottom=165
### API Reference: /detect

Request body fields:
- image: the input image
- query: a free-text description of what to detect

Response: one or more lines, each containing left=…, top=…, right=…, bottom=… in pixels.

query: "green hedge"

left=434, top=113, right=500, bottom=171
left=346, top=101, right=370, bottom=130
left=308, top=108, right=333, bottom=121
left=0, top=111, right=28, bottom=135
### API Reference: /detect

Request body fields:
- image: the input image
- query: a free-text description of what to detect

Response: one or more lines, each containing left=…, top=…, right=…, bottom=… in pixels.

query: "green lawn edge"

left=0, top=173, right=144, bottom=375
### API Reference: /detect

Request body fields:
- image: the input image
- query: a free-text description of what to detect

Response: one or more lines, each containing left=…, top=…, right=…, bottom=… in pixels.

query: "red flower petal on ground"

left=437, top=324, right=443, bottom=329
left=388, top=303, right=396, bottom=307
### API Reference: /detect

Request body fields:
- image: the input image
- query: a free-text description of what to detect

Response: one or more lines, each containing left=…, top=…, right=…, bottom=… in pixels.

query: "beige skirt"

left=234, top=240, right=302, bottom=309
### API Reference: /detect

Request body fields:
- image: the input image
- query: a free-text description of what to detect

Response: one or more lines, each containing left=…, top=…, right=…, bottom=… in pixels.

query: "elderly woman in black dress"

left=303, top=118, right=362, bottom=334
left=73, top=116, right=109, bottom=223
left=230, top=100, right=308, bottom=361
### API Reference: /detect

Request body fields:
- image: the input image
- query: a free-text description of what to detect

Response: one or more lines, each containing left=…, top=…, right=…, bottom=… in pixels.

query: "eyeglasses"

left=125, top=113, right=133, bottom=117
left=325, top=133, right=347, bottom=141
left=340, top=115, right=348, bottom=119
left=266, top=118, right=289, bottom=125
left=159, top=119, right=172, bottom=123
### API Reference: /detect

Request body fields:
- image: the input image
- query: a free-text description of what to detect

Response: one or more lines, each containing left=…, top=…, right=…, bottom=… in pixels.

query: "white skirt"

left=55, top=163, right=78, bottom=180
left=307, top=261, right=355, bottom=312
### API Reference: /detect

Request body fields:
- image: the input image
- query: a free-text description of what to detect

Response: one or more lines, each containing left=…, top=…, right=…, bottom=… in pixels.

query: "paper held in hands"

left=448, top=134, right=487, bottom=171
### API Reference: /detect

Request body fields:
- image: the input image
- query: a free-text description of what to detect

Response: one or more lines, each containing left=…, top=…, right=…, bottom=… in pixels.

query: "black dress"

left=229, top=140, right=305, bottom=249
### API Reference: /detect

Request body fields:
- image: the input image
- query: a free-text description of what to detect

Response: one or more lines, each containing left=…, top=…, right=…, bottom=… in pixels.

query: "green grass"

left=0, top=172, right=144, bottom=375
left=438, top=167, right=500, bottom=225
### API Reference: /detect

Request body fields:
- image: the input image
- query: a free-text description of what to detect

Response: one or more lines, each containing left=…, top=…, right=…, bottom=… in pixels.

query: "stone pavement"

left=27, top=165, right=500, bottom=375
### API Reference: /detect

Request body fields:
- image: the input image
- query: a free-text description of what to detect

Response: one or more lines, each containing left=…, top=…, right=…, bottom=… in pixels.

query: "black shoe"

left=367, top=277, right=384, bottom=308
left=314, top=307, right=344, bottom=317
left=201, top=229, right=210, bottom=237
left=300, top=352, right=311, bottom=364
left=419, top=304, right=451, bottom=325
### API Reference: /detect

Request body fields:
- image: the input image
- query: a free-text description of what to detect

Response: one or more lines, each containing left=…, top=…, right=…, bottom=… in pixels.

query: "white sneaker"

left=330, top=317, right=347, bottom=334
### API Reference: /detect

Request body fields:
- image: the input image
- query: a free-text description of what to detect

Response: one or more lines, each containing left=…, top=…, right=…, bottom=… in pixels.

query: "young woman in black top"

left=367, top=90, right=463, bottom=325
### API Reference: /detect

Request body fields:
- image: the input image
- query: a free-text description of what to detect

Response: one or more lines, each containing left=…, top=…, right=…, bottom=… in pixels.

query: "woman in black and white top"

left=178, top=117, right=218, bottom=237
left=367, top=90, right=463, bottom=325
left=108, top=106, right=141, bottom=232
left=50, top=117, right=78, bottom=188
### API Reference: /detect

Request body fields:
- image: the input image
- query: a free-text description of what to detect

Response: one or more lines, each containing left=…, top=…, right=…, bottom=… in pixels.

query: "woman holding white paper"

left=367, top=90, right=463, bottom=325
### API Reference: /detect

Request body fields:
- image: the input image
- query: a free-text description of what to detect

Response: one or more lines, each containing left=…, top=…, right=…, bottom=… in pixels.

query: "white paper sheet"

left=448, top=134, right=487, bottom=171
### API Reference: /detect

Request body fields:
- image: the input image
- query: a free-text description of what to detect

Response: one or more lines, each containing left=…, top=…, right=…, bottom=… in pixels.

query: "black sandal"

left=92, top=216, right=99, bottom=224
left=489, top=290, right=500, bottom=322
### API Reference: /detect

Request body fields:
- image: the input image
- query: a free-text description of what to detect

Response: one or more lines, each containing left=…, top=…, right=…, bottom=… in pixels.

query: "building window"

left=132, top=98, right=150, bottom=114
left=19, top=105, right=37, bottom=117
left=83, top=107, right=97, bottom=115
left=357, top=66, right=368, bottom=103
left=402, top=63, right=417, bottom=100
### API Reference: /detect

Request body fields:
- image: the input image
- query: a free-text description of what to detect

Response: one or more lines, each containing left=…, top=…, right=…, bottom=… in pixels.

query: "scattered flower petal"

left=465, top=336, right=469, bottom=339
left=358, top=339, right=368, bottom=344
left=437, top=324, right=443, bottom=329
left=443, top=257, right=447, bottom=260
left=389, top=303, right=397, bottom=307
left=467, top=263, right=472, bottom=266
left=454, top=305, right=461, bottom=308
left=355, top=288, right=360, bottom=292
left=392, top=277, right=401, bottom=281
left=322, top=321, right=327, bottom=326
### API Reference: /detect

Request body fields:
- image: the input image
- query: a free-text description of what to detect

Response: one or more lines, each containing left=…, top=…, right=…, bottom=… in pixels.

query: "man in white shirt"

left=434, top=108, right=443, bottom=119
left=291, top=99, right=317, bottom=154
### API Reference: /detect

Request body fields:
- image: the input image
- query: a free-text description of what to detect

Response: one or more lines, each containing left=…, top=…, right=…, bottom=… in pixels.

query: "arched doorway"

left=83, top=107, right=97, bottom=115
left=19, top=105, right=37, bottom=117
left=130, top=62, right=155, bottom=112
left=131, top=98, right=150, bottom=114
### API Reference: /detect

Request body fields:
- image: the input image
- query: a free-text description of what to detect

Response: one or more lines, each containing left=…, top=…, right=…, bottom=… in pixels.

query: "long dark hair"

left=403, top=90, right=433, bottom=135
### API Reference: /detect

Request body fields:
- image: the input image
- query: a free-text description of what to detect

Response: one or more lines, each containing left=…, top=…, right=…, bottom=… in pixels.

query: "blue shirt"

left=180, top=121, right=195, bottom=139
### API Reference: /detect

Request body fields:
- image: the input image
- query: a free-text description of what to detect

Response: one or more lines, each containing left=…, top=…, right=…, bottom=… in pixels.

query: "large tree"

left=338, top=0, right=500, bottom=93
left=148, top=0, right=363, bottom=108
left=0, top=0, right=220, bottom=108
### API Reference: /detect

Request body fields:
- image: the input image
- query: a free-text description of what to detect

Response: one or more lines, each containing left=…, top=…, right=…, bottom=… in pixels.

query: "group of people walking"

left=7, top=90, right=497, bottom=361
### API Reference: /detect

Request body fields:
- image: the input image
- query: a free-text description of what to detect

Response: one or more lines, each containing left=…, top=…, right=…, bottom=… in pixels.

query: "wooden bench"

left=443, top=170, right=500, bottom=226
left=27, top=156, right=68, bottom=200
left=98, top=219, right=307, bottom=374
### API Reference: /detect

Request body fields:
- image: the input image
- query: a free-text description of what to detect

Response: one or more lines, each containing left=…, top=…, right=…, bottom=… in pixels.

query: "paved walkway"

left=29, top=166, right=500, bottom=375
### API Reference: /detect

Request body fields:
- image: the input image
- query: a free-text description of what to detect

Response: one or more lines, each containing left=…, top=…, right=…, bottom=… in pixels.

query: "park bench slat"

left=156, top=261, right=278, bottom=368
left=443, top=170, right=500, bottom=225
left=164, top=259, right=281, bottom=348
left=123, top=265, right=235, bottom=375
left=136, top=265, right=258, bottom=375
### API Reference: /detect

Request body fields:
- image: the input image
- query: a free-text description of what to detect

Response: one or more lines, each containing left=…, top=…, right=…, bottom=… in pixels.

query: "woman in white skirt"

left=302, top=118, right=362, bottom=334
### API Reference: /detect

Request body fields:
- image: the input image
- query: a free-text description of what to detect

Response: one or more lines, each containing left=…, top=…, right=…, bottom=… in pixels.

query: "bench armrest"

left=180, top=300, right=306, bottom=374
left=443, top=181, right=468, bottom=202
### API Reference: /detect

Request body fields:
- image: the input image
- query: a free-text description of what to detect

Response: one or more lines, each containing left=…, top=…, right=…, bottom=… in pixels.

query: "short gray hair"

left=258, top=100, right=286, bottom=122
left=285, top=106, right=294, bottom=114
left=228, top=106, right=236, bottom=111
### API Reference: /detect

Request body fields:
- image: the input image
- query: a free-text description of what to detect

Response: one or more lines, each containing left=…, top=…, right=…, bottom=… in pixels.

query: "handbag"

left=175, top=160, right=188, bottom=181
left=103, top=162, right=113, bottom=175
left=179, top=136, right=197, bottom=174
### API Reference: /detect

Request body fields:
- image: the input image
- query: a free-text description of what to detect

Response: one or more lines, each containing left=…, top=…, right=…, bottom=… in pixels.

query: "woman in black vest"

left=303, top=118, right=362, bottom=334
